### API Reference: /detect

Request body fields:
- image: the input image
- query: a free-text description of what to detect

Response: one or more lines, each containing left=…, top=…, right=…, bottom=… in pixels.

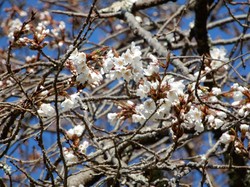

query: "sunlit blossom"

left=169, top=80, right=185, bottom=96
left=61, top=93, right=81, bottom=112
left=74, top=125, right=85, bottom=137
left=220, top=133, right=233, bottom=144
left=67, top=128, right=75, bottom=139
left=37, top=103, right=55, bottom=117
left=63, top=148, right=78, bottom=164
left=210, top=47, right=228, bottom=70
left=78, top=141, right=89, bottom=154
left=240, top=124, right=249, bottom=131
left=212, top=87, right=221, bottom=95
left=107, top=113, right=118, bottom=125
left=214, top=118, right=224, bottom=129
left=67, top=125, right=85, bottom=139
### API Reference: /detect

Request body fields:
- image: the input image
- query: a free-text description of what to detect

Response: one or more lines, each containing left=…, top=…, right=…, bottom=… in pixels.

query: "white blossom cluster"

left=34, top=22, right=50, bottom=42
left=63, top=125, right=89, bottom=164
left=104, top=43, right=250, bottom=141
left=51, top=21, right=65, bottom=37
left=131, top=77, right=186, bottom=125
left=68, top=47, right=103, bottom=87
left=61, top=93, right=81, bottom=112
left=102, top=42, right=144, bottom=82
left=6, top=18, right=30, bottom=41
left=63, top=140, right=89, bottom=164
left=37, top=103, right=55, bottom=117
left=67, top=125, right=85, bottom=139
left=36, top=42, right=250, bottom=167
left=210, top=46, right=229, bottom=71
left=220, top=132, right=233, bottom=144
left=37, top=92, right=85, bottom=117
left=2, top=10, right=67, bottom=49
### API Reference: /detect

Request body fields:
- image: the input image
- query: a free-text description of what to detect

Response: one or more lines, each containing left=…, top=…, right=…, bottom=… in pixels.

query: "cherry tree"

left=0, top=0, right=250, bottom=186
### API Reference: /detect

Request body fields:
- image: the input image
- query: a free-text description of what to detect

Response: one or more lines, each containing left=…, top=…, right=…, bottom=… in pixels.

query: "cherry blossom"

left=61, top=98, right=75, bottom=111
left=102, top=42, right=143, bottom=82
left=136, top=80, right=151, bottom=98
left=78, top=141, right=89, bottom=154
left=75, top=125, right=85, bottom=137
left=61, top=93, right=81, bottom=112
left=210, top=47, right=228, bottom=70
left=212, top=87, right=221, bottom=95
left=7, top=18, right=30, bottom=41
left=156, top=99, right=172, bottom=117
left=107, top=113, right=118, bottom=125
left=240, top=124, right=249, bottom=133
left=68, top=47, right=103, bottom=87
left=184, top=106, right=204, bottom=133
left=214, top=118, right=224, bottom=129
left=144, top=63, right=159, bottom=76
left=220, top=133, right=233, bottom=144
left=67, top=125, right=85, bottom=140
left=238, top=105, right=249, bottom=117
left=63, top=148, right=78, bottom=164
left=169, top=80, right=185, bottom=96
left=37, top=103, right=55, bottom=117
left=67, top=128, right=75, bottom=140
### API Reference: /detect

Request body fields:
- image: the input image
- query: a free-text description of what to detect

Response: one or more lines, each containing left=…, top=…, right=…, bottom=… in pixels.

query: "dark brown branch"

left=194, top=0, right=211, bottom=55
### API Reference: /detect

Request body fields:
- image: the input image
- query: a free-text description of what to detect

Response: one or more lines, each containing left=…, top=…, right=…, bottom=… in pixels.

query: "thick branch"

left=133, top=0, right=177, bottom=11
left=194, top=0, right=210, bottom=55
